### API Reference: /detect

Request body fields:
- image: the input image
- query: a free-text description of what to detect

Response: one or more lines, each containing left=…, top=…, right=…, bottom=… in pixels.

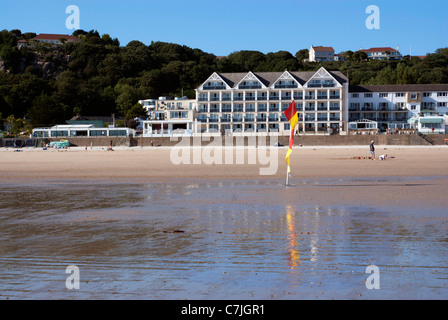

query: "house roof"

left=311, top=46, right=335, bottom=52
left=33, top=33, right=79, bottom=41
left=350, top=84, right=448, bottom=93
left=361, top=47, right=399, bottom=53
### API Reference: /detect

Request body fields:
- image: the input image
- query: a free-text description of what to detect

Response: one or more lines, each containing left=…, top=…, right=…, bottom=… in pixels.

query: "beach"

left=1, top=145, right=448, bottom=300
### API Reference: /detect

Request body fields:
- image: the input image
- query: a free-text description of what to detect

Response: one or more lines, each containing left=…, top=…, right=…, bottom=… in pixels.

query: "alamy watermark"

left=366, top=5, right=380, bottom=30
left=365, top=265, right=380, bottom=290
left=170, top=135, right=279, bottom=176
left=66, top=5, right=80, bottom=30
left=65, top=265, right=80, bottom=290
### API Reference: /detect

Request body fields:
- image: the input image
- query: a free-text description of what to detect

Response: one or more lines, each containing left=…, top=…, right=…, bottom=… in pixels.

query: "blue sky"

left=1, top=0, right=447, bottom=56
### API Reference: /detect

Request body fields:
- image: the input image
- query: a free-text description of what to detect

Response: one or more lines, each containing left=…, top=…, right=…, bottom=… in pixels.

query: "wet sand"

left=1, top=146, right=448, bottom=300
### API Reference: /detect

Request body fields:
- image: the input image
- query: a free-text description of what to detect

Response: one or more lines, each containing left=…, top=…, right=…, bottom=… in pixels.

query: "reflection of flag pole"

left=284, top=101, right=298, bottom=186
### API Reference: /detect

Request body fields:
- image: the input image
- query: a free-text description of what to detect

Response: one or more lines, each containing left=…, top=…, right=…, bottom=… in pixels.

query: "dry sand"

left=1, top=145, right=447, bottom=209
left=1, top=145, right=447, bottom=182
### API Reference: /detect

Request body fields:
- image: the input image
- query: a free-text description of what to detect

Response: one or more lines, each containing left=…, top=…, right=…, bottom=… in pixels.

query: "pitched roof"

left=33, top=33, right=79, bottom=41
left=311, top=46, right=335, bottom=52
left=361, top=47, right=399, bottom=53
left=350, top=84, right=448, bottom=93
left=205, top=70, right=348, bottom=89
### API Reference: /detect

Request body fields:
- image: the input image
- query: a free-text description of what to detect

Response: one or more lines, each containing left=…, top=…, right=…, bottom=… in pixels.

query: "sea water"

left=0, top=178, right=447, bottom=299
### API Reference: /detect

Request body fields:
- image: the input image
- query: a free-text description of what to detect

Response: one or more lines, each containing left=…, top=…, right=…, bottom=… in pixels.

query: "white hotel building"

left=136, top=68, right=448, bottom=137
left=195, top=68, right=349, bottom=135
left=349, top=84, right=448, bottom=134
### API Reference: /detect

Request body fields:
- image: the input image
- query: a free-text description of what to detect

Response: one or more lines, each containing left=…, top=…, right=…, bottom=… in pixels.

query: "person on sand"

left=369, top=140, right=375, bottom=160
left=379, top=154, right=387, bottom=160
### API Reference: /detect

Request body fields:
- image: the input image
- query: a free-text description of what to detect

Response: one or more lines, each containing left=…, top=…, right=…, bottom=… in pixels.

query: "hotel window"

left=379, top=93, right=389, bottom=98
left=437, top=92, right=448, bottom=97
left=410, top=93, right=418, bottom=100
left=423, top=92, right=431, bottom=97
left=438, top=102, right=447, bottom=107
left=410, top=105, right=417, bottom=110
left=364, top=93, right=373, bottom=98
left=396, top=93, right=405, bottom=97
left=351, top=94, right=359, bottom=98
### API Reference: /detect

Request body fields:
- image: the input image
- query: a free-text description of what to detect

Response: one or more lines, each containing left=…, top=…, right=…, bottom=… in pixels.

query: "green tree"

left=125, top=103, right=147, bottom=120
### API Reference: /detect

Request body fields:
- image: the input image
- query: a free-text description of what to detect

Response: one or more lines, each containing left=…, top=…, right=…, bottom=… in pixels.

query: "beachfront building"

left=195, top=67, right=349, bottom=135
left=360, top=47, right=402, bottom=61
left=32, top=124, right=135, bottom=138
left=349, top=84, right=448, bottom=133
left=139, top=96, right=197, bottom=137
left=309, top=46, right=335, bottom=62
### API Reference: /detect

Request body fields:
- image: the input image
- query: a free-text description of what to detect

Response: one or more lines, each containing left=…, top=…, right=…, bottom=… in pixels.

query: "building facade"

left=360, top=47, right=402, bottom=61
left=349, top=84, right=448, bottom=133
left=309, top=46, right=335, bottom=62
left=31, top=34, right=81, bottom=45
left=195, top=68, right=349, bottom=135
left=139, top=97, right=196, bottom=137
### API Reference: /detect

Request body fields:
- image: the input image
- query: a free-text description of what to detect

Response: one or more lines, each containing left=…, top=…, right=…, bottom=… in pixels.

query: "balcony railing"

left=203, top=85, right=226, bottom=90
left=239, top=84, right=262, bottom=89
left=275, top=84, right=298, bottom=89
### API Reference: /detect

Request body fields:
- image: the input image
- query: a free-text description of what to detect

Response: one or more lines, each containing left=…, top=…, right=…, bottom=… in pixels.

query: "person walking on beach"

left=369, top=140, right=375, bottom=160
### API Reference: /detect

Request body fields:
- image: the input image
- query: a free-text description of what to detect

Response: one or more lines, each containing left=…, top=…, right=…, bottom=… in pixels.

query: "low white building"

left=349, top=84, right=448, bottom=133
left=32, top=124, right=135, bottom=138
left=360, top=47, right=402, bottom=61
left=139, top=97, right=197, bottom=137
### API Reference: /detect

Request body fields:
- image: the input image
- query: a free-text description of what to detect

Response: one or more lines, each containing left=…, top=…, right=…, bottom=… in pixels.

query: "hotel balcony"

left=274, top=84, right=298, bottom=89
left=257, top=95, right=268, bottom=101
left=317, top=94, right=328, bottom=100
left=317, top=115, right=328, bottom=121
left=269, top=95, right=279, bottom=100
left=329, top=95, right=340, bottom=99
left=203, top=85, right=226, bottom=90
left=239, top=84, right=262, bottom=89
left=317, top=105, right=328, bottom=111
left=305, top=94, right=315, bottom=100
left=308, top=82, right=336, bottom=88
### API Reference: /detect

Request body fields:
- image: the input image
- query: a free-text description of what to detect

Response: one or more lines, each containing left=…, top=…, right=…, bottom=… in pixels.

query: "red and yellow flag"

left=284, top=100, right=298, bottom=173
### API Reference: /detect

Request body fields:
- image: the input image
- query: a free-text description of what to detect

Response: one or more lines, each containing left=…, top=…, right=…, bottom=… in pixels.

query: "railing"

left=274, top=84, right=298, bottom=89
left=203, top=85, right=226, bottom=90
left=239, top=85, right=262, bottom=89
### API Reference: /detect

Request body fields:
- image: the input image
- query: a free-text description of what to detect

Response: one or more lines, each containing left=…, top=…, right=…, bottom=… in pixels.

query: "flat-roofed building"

left=349, top=84, right=448, bottom=133
left=139, top=97, right=197, bottom=137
